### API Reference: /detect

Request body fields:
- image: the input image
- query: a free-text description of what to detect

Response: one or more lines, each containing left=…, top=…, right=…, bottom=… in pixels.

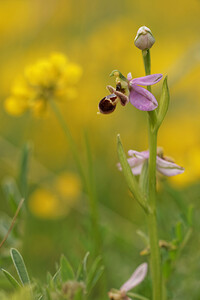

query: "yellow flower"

left=29, top=188, right=64, bottom=219
left=55, top=172, right=81, bottom=200
left=29, top=172, right=81, bottom=219
left=4, top=53, right=82, bottom=117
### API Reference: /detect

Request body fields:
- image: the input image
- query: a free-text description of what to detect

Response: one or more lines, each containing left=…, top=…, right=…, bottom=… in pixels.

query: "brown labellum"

left=98, top=94, right=117, bottom=114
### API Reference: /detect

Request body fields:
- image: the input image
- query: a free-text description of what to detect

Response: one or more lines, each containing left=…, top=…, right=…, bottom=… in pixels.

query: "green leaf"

left=52, top=268, right=61, bottom=286
left=46, top=272, right=53, bottom=287
left=187, top=205, right=194, bottom=227
left=117, top=135, right=149, bottom=213
left=87, top=266, right=104, bottom=294
left=74, top=287, right=83, bottom=300
left=60, top=255, right=75, bottom=282
left=156, top=76, right=170, bottom=130
left=76, top=252, right=90, bottom=281
left=18, top=143, right=32, bottom=198
left=86, top=256, right=103, bottom=294
left=139, top=160, right=148, bottom=198
left=10, top=248, right=30, bottom=286
left=1, top=268, right=21, bottom=289
left=175, top=221, right=183, bottom=243
left=2, top=178, right=22, bottom=213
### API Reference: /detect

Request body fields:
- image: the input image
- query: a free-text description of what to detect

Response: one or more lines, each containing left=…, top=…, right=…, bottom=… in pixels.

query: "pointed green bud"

left=156, top=76, right=170, bottom=130
left=134, top=26, right=155, bottom=50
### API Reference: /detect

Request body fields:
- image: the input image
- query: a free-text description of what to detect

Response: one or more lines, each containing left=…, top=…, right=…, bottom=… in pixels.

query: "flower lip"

left=98, top=94, right=117, bottom=114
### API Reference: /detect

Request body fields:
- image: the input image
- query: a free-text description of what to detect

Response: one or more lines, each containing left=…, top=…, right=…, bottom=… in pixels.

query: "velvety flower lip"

left=128, top=73, right=163, bottom=111
left=118, top=149, right=185, bottom=176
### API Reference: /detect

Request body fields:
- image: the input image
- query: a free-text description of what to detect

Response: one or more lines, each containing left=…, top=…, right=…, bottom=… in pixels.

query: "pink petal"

left=130, top=74, right=163, bottom=86
left=128, top=150, right=149, bottom=159
left=127, top=157, right=144, bottom=175
left=129, top=85, right=158, bottom=111
left=120, top=263, right=148, bottom=292
left=156, top=156, right=185, bottom=176
left=127, top=72, right=133, bottom=81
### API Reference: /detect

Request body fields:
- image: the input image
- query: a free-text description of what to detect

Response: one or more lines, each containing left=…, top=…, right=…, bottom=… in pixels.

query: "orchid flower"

left=108, top=263, right=148, bottom=300
left=98, top=71, right=162, bottom=114
left=118, top=149, right=184, bottom=176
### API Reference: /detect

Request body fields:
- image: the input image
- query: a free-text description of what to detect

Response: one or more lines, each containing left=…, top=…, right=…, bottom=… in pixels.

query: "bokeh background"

left=0, top=0, right=200, bottom=299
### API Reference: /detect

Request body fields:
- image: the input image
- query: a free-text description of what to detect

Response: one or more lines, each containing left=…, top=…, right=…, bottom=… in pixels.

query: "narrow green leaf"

left=52, top=267, right=61, bottom=286
left=74, top=287, right=83, bottom=300
left=156, top=76, right=170, bottom=130
left=10, top=248, right=30, bottom=286
left=127, top=291, right=150, bottom=300
left=1, top=268, right=21, bottom=289
left=18, top=143, right=32, bottom=197
left=60, top=255, right=75, bottom=282
left=76, top=252, right=90, bottom=281
left=46, top=272, right=53, bottom=287
left=87, top=266, right=104, bottom=294
left=2, top=178, right=21, bottom=213
left=139, top=160, right=148, bottom=198
left=187, top=205, right=194, bottom=227
left=86, top=256, right=102, bottom=293
left=175, top=221, right=183, bottom=242
left=117, top=135, right=149, bottom=213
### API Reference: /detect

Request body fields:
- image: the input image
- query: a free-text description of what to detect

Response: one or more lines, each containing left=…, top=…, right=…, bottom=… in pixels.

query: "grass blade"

left=1, top=268, right=21, bottom=289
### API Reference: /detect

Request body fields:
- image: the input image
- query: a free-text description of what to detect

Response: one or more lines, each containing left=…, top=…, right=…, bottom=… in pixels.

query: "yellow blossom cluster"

left=4, top=53, right=82, bottom=117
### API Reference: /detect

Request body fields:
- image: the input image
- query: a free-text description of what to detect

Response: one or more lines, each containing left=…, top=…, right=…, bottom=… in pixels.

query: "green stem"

left=147, top=130, right=162, bottom=300
left=50, top=99, right=101, bottom=255
left=142, top=50, right=162, bottom=300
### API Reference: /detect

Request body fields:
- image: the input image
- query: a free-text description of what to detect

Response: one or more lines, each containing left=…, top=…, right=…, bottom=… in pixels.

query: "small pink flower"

left=118, top=149, right=184, bottom=177
left=98, top=72, right=162, bottom=114
left=108, top=263, right=148, bottom=300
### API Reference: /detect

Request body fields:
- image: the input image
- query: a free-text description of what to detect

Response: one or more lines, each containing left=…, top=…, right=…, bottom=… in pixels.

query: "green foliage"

left=10, top=248, right=30, bottom=286
left=2, top=249, right=104, bottom=300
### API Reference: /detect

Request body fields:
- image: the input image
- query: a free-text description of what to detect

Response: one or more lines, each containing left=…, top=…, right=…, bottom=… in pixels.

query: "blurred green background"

left=0, top=0, right=200, bottom=299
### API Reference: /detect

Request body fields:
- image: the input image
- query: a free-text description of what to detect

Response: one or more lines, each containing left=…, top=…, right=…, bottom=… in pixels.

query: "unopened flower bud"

left=134, top=26, right=155, bottom=50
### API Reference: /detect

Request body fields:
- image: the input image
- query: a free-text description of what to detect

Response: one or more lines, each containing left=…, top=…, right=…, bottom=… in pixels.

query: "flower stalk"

left=142, top=49, right=162, bottom=300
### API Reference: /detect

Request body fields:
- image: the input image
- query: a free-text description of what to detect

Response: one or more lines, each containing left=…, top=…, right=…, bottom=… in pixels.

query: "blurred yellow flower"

left=55, top=172, right=81, bottom=199
left=29, top=188, right=64, bottom=219
left=29, top=172, right=81, bottom=219
left=4, top=53, right=82, bottom=117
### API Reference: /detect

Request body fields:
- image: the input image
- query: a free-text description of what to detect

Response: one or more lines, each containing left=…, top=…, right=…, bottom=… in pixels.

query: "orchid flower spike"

left=118, top=148, right=184, bottom=176
left=98, top=70, right=162, bottom=114
left=108, top=263, right=148, bottom=300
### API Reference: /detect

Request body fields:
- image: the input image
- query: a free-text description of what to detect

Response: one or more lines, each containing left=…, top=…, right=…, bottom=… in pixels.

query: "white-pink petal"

left=156, top=156, right=185, bottom=176
left=120, top=263, right=148, bottom=292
